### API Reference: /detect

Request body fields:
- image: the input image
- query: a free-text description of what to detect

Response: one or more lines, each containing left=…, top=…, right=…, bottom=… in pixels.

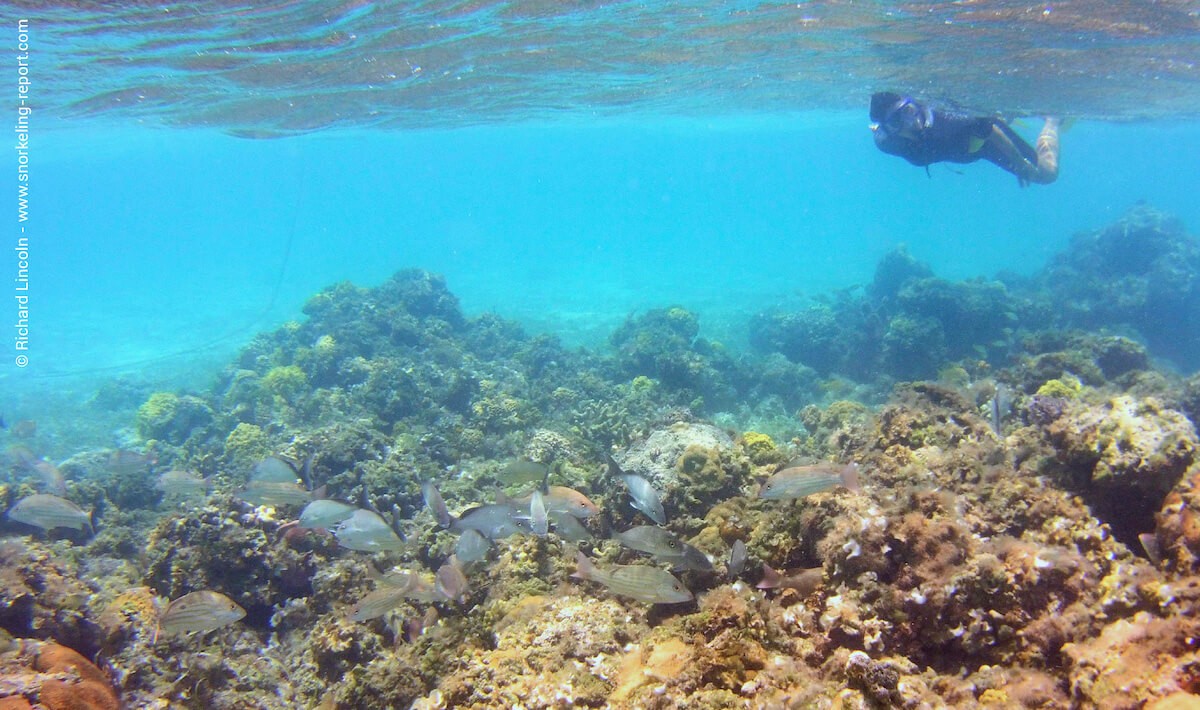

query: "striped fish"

left=156, top=470, right=209, bottom=498
left=7, top=494, right=92, bottom=533
left=571, top=551, right=692, bottom=604
left=157, top=590, right=245, bottom=637
left=347, top=585, right=412, bottom=622
left=757, top=463, right=860, bottom=501
left=239, top=480, right=312, bottom=507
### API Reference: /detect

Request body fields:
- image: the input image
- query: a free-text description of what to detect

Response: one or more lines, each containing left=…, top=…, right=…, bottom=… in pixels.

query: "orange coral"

left=31, top=643, right=119, bottom=710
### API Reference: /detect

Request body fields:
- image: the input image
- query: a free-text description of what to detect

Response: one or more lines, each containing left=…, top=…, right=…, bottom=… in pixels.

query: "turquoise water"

left=6, top=0, right=1200, bottom=428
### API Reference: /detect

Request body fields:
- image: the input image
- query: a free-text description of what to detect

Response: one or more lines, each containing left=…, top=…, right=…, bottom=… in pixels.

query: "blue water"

left=6, top=0, right=1200, bottom=435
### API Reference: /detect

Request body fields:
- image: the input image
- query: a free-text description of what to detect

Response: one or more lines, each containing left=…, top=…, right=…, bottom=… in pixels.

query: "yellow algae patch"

left=492, top=594, right=550, bottom=634
left=611, top=638, right=694, bottom=701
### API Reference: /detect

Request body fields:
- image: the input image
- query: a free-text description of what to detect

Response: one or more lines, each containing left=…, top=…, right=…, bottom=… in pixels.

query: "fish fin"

left=311, top=484, right=327, bottom=500
left=494, top=489, right=513, bottom=506
left=571, top=551, right=595, bottom=581
left=302, top=453, right=315, bottom=490
left=840, top=463, right=860, bottom=493
left=86, top=509, right=95, bottom=537
left=603, top=452, right=625, bottom=478
left=756, top=564, right=780, bottom=589
left=968, top=136, right=986, bottom=153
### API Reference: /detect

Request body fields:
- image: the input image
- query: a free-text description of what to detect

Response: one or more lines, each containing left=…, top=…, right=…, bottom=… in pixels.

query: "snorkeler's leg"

left=983, top=120, right=1058, bottom=185
left=1032, top=117, right=1061, bottom=184
left=981, top=124, right=1037, bottom=183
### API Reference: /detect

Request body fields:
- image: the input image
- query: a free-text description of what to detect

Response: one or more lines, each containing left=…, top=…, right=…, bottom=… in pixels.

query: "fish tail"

left=86, top=509, right=95, bottom=536
left=571, top=551, right=595, bottom=581
left=756, top=563, right=781, bottom=589
left=840, top=463, right=861, bottom=493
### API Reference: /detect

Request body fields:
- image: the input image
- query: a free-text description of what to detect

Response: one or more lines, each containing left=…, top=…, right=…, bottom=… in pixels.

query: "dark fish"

left=451, top=503, right=531, bottom=540
left=756, top=564, right=823, bottom=596
left=7, top=493, right=92, bottom=533
left=728, top=540, right=748, bottom=579
left=675, top=543, right=714, bottom=573
left=571, top=551, right=692, bottom=604
left=620, top=473, right=666, bottom=525
left=549, top=512, right=593, bottom=542
left=421, top=480, right=454, bottom=528
left=758, top=463, right=860, bottom=501
left=1139, top=533, right=1163, bottom=566
left=157, top=590, right=245, bottom=637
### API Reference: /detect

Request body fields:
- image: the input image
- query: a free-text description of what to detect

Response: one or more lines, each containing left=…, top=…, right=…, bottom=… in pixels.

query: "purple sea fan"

left=1028, top=395, right=1068, bottom=425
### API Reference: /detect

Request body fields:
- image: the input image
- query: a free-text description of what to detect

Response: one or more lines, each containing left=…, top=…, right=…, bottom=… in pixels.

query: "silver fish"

left=451, top=504, right=531, bottom=540
left=728, top=540, right=748, bottom=579
left=614, top=526, right=712, bottom=571
left=758, top=463, right=860, bottom=501
left=621, top=474, right=666, bottom=525
left=571, top=551, right=692, bottom=604
left=334, top=509, right=406, bottom=552
left=530, top=490, right=548, bottom=536
left=253, top=455, right=301, bottom=483
left=455, top=528, right=491, bottom=564
left=421, top=480, right=454, bottom=528
left=157, top=590, right=245, bottom=637
left=239, top=480, right=311, bottom=507
left=434, top=555, right=468, bottom=603
left=33, top=460, right=66, bottom=496
left=549, top=512, right=593, bottom=542
left=498, top=459, right=549, bottom=486
left=7, top=494, right=92, bottom=533
left=156, top=470, right=209, bottom=498
left=756, top=564, right=823, bottom=595
left=297, top=499, right=358, bottom=529
left=612, top=525, right=687, bottom=559
left=108, top=449, right=155, bottom=475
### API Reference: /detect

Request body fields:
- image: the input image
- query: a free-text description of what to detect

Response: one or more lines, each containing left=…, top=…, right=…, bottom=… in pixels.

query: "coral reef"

left=10, top=208, right=1200, bottom=709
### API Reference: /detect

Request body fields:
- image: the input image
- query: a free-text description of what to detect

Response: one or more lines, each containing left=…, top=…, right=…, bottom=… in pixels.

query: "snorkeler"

left=869, top=92, right=1060, bottom=186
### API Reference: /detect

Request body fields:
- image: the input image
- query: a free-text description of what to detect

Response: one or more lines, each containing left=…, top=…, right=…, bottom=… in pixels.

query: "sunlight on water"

left=28, top=0, right=1200, bottom=133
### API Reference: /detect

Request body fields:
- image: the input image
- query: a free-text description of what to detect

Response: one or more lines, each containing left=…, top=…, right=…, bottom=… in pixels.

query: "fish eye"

left=669, top=541, right=678, bottom=548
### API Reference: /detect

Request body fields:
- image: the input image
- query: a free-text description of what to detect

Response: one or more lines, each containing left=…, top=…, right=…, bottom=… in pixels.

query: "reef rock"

left=1048, top=395, right=1198, bottom=495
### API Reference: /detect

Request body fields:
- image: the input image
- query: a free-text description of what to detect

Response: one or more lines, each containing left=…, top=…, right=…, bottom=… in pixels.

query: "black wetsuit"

left=870, top=93, right=1040, bottom=179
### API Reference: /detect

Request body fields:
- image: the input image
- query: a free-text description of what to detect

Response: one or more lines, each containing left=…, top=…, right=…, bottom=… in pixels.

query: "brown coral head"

left=32, top=643, right=119, bottom=710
